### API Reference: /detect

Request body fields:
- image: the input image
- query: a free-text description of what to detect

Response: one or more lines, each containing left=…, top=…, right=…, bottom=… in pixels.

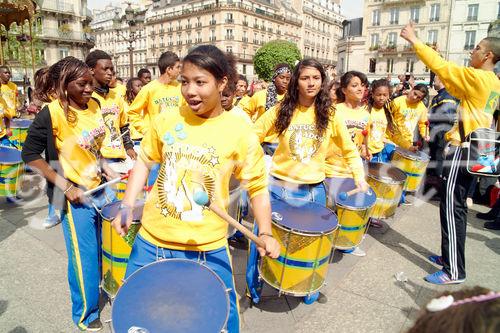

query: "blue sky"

left=87, top=0, right=364, bottom=18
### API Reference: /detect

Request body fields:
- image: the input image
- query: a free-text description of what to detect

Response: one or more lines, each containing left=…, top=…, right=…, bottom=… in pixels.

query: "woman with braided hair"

left=22, top=56, right=118, bottom=331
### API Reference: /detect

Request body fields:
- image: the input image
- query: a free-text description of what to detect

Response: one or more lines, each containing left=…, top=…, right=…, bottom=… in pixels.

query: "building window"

left=388, top=32, right=397, bottom=47
left=498, top=2, right=500, bottom=19
left=226, top=13, right=233, bottom=23
left=242, top=64, right=247, bottom=75
left=372, top=10, right=380, bottom=26
left=226, top=29, right=234, bottom=40
left=427, top=30, right=438, bottom=45
left=463, top=58, right=471, bottom=67
left=369, top=58, right=376, bottom=73
left=370, top=33, right=379, bottom=48
left=406, top=58, right=415, bottom=73
left=410, top=7, right=420, bottom=23
left=467, top=4, right=479, bottom=21
left=59, top=47, right=69, bottom=58
left=386, top=58, right=394, bottom=73
left=226, top=46, right=232, bottom=54
left=430, top=4, right=440, bottom=22
left=464, top=31, right=476, bottom=50
left=390, top=8, right=399, bottom=25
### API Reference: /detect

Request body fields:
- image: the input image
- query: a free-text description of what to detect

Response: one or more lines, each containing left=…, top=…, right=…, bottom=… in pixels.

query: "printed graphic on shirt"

left=75, top=120, right=106, bottom=177
left=401, top=109, right=418, bottom=131
left=288, top=124, right=322, bottom=163
left=156, top=125, right=218, bottom=222
left=370, top=119, right=386, bottom=143
left=344, top=118, right=368, bottom=149
left=155, top=96, right=181, bottom=113
left=101, top=104, right=122, bottom=149
left=484, top=92, right=499, bottom=115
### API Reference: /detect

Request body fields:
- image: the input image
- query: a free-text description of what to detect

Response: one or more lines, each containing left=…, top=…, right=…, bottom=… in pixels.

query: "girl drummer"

left=22, top=57, right=118, bottom=331
left=112, top=45, right=280, bottom=333
left=367, top=79, right=393, bottom=163
left=124, top=77, right=144, bottom=144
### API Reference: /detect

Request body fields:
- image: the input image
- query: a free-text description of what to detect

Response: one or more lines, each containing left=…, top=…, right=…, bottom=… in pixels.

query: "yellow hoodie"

left=413, top=41, right=500, bottom=145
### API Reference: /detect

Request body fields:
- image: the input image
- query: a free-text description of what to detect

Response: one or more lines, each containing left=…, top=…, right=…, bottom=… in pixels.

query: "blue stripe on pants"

left=60, top=187, right=116, bottom=329
left=125, top=234, right=240, bottom=333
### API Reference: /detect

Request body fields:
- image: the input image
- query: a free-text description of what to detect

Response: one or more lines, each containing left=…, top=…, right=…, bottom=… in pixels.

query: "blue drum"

left=259, top=199, right=338, bottom=296
left=10, top=119, right=32, bottom=148
left=112, top=259, right=230, bottom=333
left=0, top=146, right=23, bottom=197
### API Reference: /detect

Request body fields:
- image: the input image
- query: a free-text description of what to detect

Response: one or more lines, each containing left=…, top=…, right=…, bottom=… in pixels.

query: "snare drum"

left=100, top=200, right=144, bottom=297
left=331, top=178, right=377, bottom=250
left=10, top=119, right=32, bottom=148
left=0, top=146, right=23, bottom=197
left=112, top=259, right=230, bottom=333
left=260, top=200, right=337, bottom=296
left=391, top=148, right=430, bottom=192
left=366, top=162, right=407, bottom=219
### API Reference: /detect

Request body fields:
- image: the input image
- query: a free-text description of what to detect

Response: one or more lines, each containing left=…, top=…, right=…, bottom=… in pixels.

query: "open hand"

left=400, top=21, right=418, bottom=45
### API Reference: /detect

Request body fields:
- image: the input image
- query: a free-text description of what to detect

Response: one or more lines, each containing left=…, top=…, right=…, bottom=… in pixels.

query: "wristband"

left=259, top=232, right=273, bottom=238
left=63, top=184, right=74, bottom=194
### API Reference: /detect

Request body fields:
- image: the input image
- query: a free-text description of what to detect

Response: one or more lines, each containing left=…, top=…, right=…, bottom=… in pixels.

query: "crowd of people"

left=0, top=21, right=498, bottom=332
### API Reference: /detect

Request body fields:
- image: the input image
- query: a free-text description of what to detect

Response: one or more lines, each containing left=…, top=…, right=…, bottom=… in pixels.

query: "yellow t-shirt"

left=324, top=111, right=366, bottom=183
left=127, top=79, right=185, bottom=135
left=414, top=41, right=500, bottom=145
left=92, top=91, right=128, bottom=159
left=0, top=94, right=12, bottom=138
left=254, top=104, right=364, bottom=184
left=228, top=105, right=252, bottom=124
left=124, top=100, right=143, bottom=141
left=0, top=82, right=18, bottom=117
left=111, top=83, right=126, bottom=99
left=49, top=99, right=106, bottom=189
left=244, top=89, right=285, bottom=121
left=368, top=106, right=388, bottom=154
left=234, top=94, right=251, bottom=110
left=138, top=105, right=268, bottom=251
left=389, top=95, right=428, bottom=145
left=335, top=103, right=370, bottom=151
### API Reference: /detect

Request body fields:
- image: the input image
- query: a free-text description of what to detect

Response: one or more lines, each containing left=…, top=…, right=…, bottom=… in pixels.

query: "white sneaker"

left=466, top=197, right=473, bottom=208
left=43, top=216, right=61, bottom=229
left=349, top=247, right=366, bottom=257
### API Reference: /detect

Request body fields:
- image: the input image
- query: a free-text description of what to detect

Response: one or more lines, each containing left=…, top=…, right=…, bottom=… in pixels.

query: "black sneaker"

left=484, top=221, right=500, bottom=230
left=86, top=318, right=103, bottom=332
left=476, top=211, right=496, bottom=220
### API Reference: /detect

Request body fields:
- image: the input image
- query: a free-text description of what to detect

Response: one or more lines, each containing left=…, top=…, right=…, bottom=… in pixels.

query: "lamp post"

left=113, top=3, right=144, bottom=78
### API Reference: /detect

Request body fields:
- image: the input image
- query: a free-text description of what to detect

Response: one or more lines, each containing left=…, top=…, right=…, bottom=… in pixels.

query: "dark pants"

left=429, top=131, right=447, bottom=177
left=439, top=146, right=474, bottom=280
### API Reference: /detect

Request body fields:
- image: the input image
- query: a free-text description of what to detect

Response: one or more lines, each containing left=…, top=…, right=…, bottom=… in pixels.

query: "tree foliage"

left=253, top=40, right=301, bottom=81
left=1, top=19, right=44, bottom=68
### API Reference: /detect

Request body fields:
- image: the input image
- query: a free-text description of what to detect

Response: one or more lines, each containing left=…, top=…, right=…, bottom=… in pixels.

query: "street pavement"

left=0, top=185, right=499, bottom=333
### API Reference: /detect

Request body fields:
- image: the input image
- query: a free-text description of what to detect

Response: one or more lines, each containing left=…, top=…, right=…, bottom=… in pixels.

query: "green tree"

left=253, top=40, right=301, bottom=81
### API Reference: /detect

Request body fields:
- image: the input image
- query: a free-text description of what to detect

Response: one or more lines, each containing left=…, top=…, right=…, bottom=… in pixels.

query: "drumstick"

left=106, top=128, right=130, bottom=147
left=83, top=172, right=130, bottom=196
left=193, top=190, right=266, bottom=248
left=338, top=188, right=362, bottom=201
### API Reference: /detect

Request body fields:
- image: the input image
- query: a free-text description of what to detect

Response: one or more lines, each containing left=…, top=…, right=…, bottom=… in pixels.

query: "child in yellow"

left=253, top=60, right=367, bottom=285
left=233, top=74, right=251, bottom=111
left=22, top=57, right=117, bottom=331
left=124, top=77, right=144, bottom=143
left=127, top=51, right=184, bottom=137
left=85, top=50, right=136, bottom=161
left=112, top=45, right=280, bottom=333
left=243, top=64, right=291, bottom=121
left=401, top=22, right=500, bottom=285
left=0, top=66, right=18, bottom=118
left=389, top=84, right=430, bottom=147
left=221, top=80, right=251, bottom=124
left=324, top=70, right=370, bottom=256
left=367, top=79, right=392, bottom=162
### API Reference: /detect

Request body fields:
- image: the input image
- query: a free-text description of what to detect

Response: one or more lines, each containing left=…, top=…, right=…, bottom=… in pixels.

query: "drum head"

left=368, top=162, right=407, bottom=184
left=101, top=200, right=145, bottom=221
left=395, top=147, right=430, bottom=161
left=0, top=146, right=22, bottom=164
left=335, top=178, right=376, bottom=209
left=11, top=119, right=32, bottom=128
left=108, top=162, right=131, bottom=174
left=271, top=199, right=338, bottom=234
left=112, top=259, right=229, bottom=333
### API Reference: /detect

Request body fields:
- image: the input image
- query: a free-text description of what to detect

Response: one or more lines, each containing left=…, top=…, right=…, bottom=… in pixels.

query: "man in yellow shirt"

left=0, top=66, right=18, bottom=118
left=401, top=22, right=500, bottom=285
left=127, top=51, right=183, bottom=185
left=85, top=50, right=136, bottom=161
left=233, top=74, right=251, bottom=110
left=137, top=68, right=152, bottom=86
